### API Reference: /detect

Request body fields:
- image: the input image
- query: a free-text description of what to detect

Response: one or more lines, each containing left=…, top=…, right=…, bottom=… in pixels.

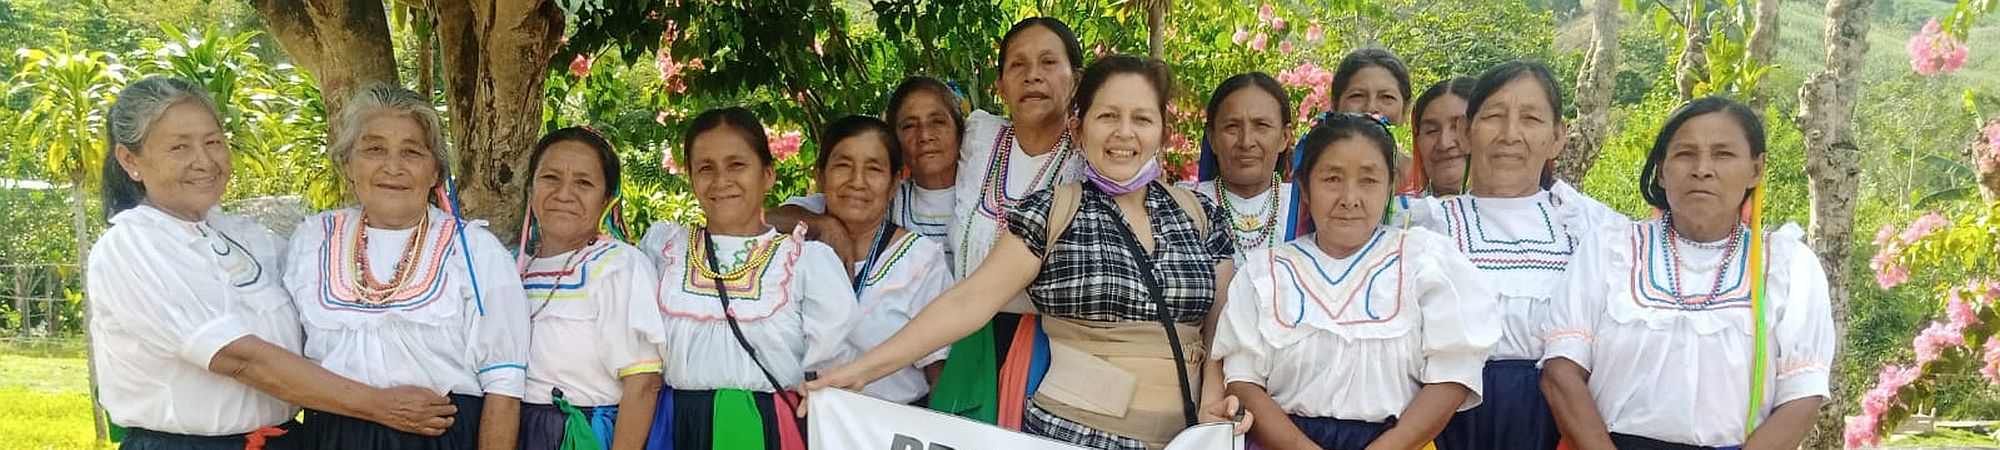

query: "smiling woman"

left=283, top=84, right=531, bottom=450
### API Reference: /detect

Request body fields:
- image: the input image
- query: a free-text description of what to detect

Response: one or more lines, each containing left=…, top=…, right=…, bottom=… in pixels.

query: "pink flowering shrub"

left=1908, top=18, right=1971, bottom=76
left=1849, top=205, right=2000, bottom=448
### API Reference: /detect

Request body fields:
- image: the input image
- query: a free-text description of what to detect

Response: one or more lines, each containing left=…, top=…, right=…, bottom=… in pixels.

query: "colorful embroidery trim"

left=316, top=211, right=457, bottom=312
left=1628, top=222, right=1753, bottom=311
left=859, top=232, right=922, bottom=289
left=521, top=239, right=619, bottom=302
left=1266, top=230, right=1405, bottom=327
left=1439, top=195, right=1573, bottom=272
left=679, top=231, right=783, bottom=300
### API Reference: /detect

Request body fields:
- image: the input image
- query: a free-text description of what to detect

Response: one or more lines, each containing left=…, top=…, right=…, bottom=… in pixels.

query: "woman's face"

left=997, top=26, right=1077, bottom=128
left=1300, top=137, right=1391, bottom=252
left=1416, top=93, right=1470, bottom=194
left=115, top=100, right=230, bottom=221
left=895, top=90, right=961, bottom=181
left=346, top=111, right=440, bottom=225
left=1334, top=66, right=1406, bottom=125
left=819, top=132, right=898, bottom=229
left=1467, top=76, right=1564, bottom=196
left=687, top=127, right=776, bottom=230
left=1076, top=74, right=1166, bottom=182
left=1208, top=88, right=1290, bottom=189
left=1660, top=112, right=1764, bottom=223
left=529, top=140, right=610, bottom=248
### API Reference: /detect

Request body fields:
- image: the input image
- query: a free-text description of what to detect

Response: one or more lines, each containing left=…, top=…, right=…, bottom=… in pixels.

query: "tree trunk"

left=1147, top=0, right=1167, bottom=59
left=1675, top=0, right=1709, bottom=101
left=1794, top=0, right=1873, bottom=447
left=1555, top=0, right=1620, bottom=185
left=1746, top=0, right=1781, bottom=111
left=247, top=0, right=399, bottom=128
left=434, top=0, right=563, bottom=242
left=70, top=167, right=105, bottom=443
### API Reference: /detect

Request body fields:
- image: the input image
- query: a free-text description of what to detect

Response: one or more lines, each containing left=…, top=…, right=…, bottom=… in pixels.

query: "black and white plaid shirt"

left=1005, top=182, right=1234, bottom=324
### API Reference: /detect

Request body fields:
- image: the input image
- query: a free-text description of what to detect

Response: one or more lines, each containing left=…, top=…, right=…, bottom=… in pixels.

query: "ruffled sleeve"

left=1767, top=224, right=1834, bottom=406
left=1403, top=229, right=1501, bottom=409
left=597, top=244, right=665, bottom=378
left=460, top=224, right=531, bottom=398
left=1550, top=180, right=1630, bottom=232
left=1212, top=251, right=1276, bottom=387
left=1004, top=188, right=1058, bottom=258
left=1541, top=221, right=1627, bottom=373
left=794, top=237, right=860, bottom=372
left=90, top=219, right=249, bottom=369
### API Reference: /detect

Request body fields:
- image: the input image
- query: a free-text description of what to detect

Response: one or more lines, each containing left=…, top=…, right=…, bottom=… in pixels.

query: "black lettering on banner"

left=887, top=434, right=960, bottom=450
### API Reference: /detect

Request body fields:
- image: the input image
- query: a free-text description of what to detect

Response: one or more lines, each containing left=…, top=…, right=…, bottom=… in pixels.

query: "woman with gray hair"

left=283, top=84, right=531, bottom=449
left=88, top=76, right=459, bottom=450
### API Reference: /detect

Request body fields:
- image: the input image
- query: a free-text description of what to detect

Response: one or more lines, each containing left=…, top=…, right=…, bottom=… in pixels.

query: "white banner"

left=807, top=388, right=1243, bottom=450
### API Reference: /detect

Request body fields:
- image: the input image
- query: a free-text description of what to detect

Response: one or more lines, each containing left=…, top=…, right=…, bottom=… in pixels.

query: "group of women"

left=88, top=14, right=1833, bottom=450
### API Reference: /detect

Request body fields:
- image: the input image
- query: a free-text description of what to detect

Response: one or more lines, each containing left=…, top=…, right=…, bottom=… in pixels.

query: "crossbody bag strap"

left=702, top=230, right=791, bottom=395
left=1042, top=182, right=1084, bottom=265
left=1101, top=185, right=1199, bottom=427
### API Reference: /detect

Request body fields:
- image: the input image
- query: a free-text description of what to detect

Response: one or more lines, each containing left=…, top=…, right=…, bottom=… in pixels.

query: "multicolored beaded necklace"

left=349, top=212, right=432, bottom=305
left=1660, top=213, right=1745, bottom=310
left=1213, top=174, right=1282, bottom=251
left=956, top=124, right=1073, bottom=270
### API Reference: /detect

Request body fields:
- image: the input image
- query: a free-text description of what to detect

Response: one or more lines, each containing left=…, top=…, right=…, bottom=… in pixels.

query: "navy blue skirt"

left=1434, top=359, right=1559, bottom=450
left=1611, top=433, right=1742, bottom=450
left=1284, top=416, right=1390, bottom=450
left=295, top=394, right=483, bottom=450
left=520, top=401, right=618, bottom=450
left=121, top=422, right=298, bottom=450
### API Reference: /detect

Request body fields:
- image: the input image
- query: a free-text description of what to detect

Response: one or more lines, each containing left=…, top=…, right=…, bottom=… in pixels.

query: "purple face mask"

left=1085, top=157, right=1162, bottom=196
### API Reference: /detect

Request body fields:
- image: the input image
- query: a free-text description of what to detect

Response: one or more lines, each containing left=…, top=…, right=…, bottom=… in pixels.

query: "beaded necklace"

left=957, top=123, right=1074, bottom=270
left=687, top=228, right=782, bottom=284
left=1212, top=175, right=1282, bottom=251
left=523, top=236, right=601, bottom=319
left=1660, top=213, right=1744, bottom=310
left=349, top=212, right=432, bottom=305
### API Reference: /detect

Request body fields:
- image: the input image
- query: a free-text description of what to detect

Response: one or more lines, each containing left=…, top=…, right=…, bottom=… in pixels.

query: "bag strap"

left=1096, top=183, right=1200, bottom=427
left=1162, top=185, right=1210, bottom=238
left=701, top=229, right=792, bottom=396
left=1043, top=182, right=1084, bottom=264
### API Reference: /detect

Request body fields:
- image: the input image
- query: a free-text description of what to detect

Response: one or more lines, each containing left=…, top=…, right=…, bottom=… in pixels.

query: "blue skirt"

left=1434, top=359, right=1559, bottom=450
left=520, top=401, right=618, bottom=450
left=1285, top=416, right=1390, bottom=450
left=1610, top=433, right=1742, bottom=450
left=296, top=394, right=483, bottom=450
left=121, top=422, right=298, bottom=450
left=643, top=388, right=789, bottom=450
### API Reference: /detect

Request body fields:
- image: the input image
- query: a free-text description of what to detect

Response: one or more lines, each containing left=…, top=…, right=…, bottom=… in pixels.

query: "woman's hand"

left=365, top=385, right=457, bottom=436
left=1201, top=394, right=1255, bottom=435
left=796, top=363, right=880, bottom=418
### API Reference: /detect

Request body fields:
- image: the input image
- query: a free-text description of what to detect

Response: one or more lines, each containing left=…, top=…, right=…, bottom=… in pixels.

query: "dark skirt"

left=121, top=422, right=298, bottom=450
left=1435, top=359, right=1560, bottom=450
left=520, top=401, right=618, bottom=450
left=1284, top=415, right=1390, bottom=450
left=644, top=388, right=794, bottom=450
left=295, top=394, right=484, bottom=450
left=1610, top=433, right=1742, bottom=450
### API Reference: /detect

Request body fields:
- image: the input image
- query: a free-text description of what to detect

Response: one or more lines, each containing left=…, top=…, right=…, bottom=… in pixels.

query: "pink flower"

left=1273, top=17, right=1286, bottom=31
left=768, top=130, right=804, bottom=161
left=656, top=110, right=672, bottom=126
left=1983, top=120, right=2000, bottom=166
left=1258, top=4, right=1274, bottom=22
left=569, top=54, right=594, bottom=78
left=1249, top=33, right=1269, bottom=52
left=1914, top=321, right=1967, bottom=364
left=1306, top=23, right=1324, bottom=42
left=1846, top=412, right=1881, bottom=448
left=1280, top=41, right=1294, bottom=54
left=1871, top=245, right=1908, bottom=289
left=1947, top=290, right=1981, bottom=330
left=661, top=152, right=681, bottom=175
left=1233, top=27, right=1250, bottom=45
left=1908, top=18, right=1971, bottom=76
left=1873, top=223, right=1898, bottom=247
left=1900, top=211, right=1948, bottom=244
left=1981, top=336, right=2000, bottom=385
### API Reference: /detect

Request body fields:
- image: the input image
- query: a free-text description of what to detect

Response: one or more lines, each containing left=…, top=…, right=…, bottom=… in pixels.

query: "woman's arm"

left=805, top=233, right=1040, bottom=391
left=611, top=374, right=664, bottom=450
left=1542, top=359, right=1615, bottom=450
left=1227, top=381, right=1314, bottom=450
left=478, top=395, right=520, bottom=450
left=208, top=336, right=457, bottom=435
left=1365, top=383, right=1468, bottom=450
left=1740, top=397, right=1822, bottom=450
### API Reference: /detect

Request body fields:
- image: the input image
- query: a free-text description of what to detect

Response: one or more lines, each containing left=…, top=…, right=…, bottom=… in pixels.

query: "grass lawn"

left=0, top=341, right=104, bottom=450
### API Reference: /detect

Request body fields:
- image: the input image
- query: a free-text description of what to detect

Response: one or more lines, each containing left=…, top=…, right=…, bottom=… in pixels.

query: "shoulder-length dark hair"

left=1639, top=96, right=1766, bottom=211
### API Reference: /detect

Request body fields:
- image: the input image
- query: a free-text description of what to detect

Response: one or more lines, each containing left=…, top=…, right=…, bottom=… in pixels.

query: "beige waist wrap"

left=1032, top=316, right=1206, bottom=449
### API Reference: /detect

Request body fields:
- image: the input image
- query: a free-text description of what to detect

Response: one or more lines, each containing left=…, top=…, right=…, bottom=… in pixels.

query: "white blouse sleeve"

left=796, top=240, right=860, bottom=372
left=1212, top=258, right=1274, bottom=387
left=1542, top=223, right=1617, bottom=373
left=1404, top=231, right=1500, bottom=407
left=779, top=194, right=828, bottom=214
left=89, top=227, right=251, bottom=368
left=910, top=254, right=958, bottom=368
left=599, top=247, right=665, bottom=378
left=461, top=226, right=531, bottom=398
left=1770, top=226, right=1835, bottom=406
